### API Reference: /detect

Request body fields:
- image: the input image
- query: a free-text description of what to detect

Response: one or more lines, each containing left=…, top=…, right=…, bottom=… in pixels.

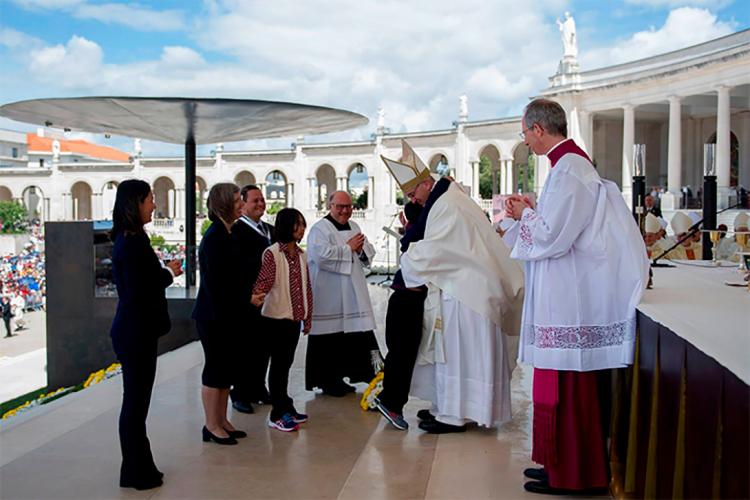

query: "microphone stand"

left=651, top=202, right=742, bottom=267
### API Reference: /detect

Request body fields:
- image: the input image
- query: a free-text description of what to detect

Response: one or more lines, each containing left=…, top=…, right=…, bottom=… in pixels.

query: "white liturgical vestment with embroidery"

left=306, top=218, right=376, bottom=335
left=504, top=139, right=649, bottom=372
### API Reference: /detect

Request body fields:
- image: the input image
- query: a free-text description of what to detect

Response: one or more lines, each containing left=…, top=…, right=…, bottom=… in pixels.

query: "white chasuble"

left=400, top=181, right=525, bottom=427
left=307, top=218, right=376, bottom=335
left=504, top=140, right=650, bottom=372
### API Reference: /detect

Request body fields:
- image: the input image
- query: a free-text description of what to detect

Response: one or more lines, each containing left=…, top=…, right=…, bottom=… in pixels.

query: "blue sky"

left=1, top=0, right=747, bottom=155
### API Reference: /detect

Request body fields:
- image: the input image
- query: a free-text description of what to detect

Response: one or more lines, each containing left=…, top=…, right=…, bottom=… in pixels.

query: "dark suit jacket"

left=645, top=206, right=662, bottom=218
left=232, top=218, right=275, bottom=315
left=191, top=222, right=242, bottom=324
left=110, top=231, right=173, bottom=354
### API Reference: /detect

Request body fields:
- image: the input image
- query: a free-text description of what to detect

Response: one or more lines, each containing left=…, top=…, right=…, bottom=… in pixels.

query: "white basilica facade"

left=1, top=28, right=748, bottom=263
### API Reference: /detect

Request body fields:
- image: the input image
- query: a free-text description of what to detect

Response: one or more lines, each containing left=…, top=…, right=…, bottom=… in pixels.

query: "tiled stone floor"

left=0, top=285, right=602, bottom=499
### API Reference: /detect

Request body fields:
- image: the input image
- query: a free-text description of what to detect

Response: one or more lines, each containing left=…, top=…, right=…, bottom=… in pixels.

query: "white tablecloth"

left=638, top=261, right=750, bottom=384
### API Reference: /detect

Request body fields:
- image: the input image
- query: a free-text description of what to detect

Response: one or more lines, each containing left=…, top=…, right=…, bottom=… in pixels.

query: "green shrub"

left=0, top=201, right=28, bottom=234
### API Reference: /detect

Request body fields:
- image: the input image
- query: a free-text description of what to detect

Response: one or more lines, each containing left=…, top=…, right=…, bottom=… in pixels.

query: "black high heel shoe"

left=202, top=426, right=238, bottom=445
left=224, top=428, right=247, bottom=439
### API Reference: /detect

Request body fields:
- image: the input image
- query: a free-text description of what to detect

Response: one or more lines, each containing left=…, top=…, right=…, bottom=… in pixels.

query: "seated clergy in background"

left=663, top=212, right=701, bottom=260
left=381, top=141, right=525, bottom=434
left=716, top=213, right=749, bottom=262
left=644, top=213, right=670, bottom=259
left=305, top=191, right=382, bottom=397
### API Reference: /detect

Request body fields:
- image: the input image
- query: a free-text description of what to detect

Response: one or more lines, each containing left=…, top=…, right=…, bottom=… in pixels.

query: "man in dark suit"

left=2, top=296, right=14, bottom=338
left=644, top=194, right=662, bottom=218
left=230, top=184, right=275, bottom=413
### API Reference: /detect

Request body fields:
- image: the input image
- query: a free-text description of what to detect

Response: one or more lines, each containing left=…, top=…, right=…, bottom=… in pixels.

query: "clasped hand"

left=347, top=233, right=366, bottom=252
left=166, top=260, right=183, bottom=277
left=505, top=194, right=534, bottom=220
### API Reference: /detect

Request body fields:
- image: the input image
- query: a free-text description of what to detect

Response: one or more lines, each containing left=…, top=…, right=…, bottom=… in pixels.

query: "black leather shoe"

left=224, top=428, right=247, bottom=439
left=418, top=419, right=467, bottom=434
left=417, top=409, right=436, bottom=422
left=523, top=468, right=548, bottom=481
left=523, top=480, right=608, bottom=496
left=202, top=426, right=238, bottom=445
left=120, top=476, right=163, bottom=490
left=231, top=401, right=255, bottom=414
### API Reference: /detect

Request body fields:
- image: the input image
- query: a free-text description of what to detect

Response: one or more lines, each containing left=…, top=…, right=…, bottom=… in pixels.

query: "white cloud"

left=582, top=7, right=735, bottom=68
left=3, top=2, right=743, bottom=151
left=623, top=0, right=733, bottom=8
left=160, top=46, right=205, bottom=68
left=466, top=66, right=535, bottom=101
left=0, top=28, right=45, bottom=50
left=28, top=35, right=103, bottom=81
left=9, top=0, right=186, bottom=32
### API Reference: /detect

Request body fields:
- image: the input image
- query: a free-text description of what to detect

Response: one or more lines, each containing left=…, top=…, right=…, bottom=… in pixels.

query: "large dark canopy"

left=0, top=97, right=369, bottom=144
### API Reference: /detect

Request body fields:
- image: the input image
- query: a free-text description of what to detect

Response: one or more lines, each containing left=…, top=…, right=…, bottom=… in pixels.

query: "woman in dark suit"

left=191, top=182, right=246, bottom=445
left=110, top=179, right=182, bottom=490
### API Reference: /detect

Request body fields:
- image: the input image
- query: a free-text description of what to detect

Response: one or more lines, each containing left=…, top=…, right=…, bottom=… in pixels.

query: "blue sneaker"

left=373, top=397, right=408, bottom=430
left=267, top=413, right=299, bottom=432
left=291, top=411, right=308, bottom=424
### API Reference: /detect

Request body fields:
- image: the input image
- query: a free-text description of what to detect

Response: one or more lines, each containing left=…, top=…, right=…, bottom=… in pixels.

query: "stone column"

left=337, top=176, right=346, bottom=191
left=471, top=161, right=480, bottom=198
left=491, top=169, right=498, bottom=196
left=580, top=110, right=593, bottom=155
left=622, top=104, right=635, bottom=200
left=716, top=86, right=732, bottom=191
left=367, top=176, right=375, bottom=209
left=503, top=159, right=515, bottom=194
left=307, top=178, right=315, bottom=209
left=663, top=95, right=682, bottom=210
left=287, top=183, right=294, bottom=207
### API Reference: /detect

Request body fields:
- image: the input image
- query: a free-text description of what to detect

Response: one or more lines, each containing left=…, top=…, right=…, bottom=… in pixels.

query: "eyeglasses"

left=518, top=124, right=535, bottom=140
left=332, top=203, right=353, bottom=210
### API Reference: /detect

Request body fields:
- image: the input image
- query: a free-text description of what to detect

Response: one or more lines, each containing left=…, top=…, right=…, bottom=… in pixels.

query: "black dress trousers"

left=118, top=338, right=159, bottom=482
left=377, top=288, right=427, bottom=415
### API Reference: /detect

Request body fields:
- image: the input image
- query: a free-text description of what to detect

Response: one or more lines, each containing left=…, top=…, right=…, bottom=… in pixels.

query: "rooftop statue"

left=557, top=12, right=578, bottom=59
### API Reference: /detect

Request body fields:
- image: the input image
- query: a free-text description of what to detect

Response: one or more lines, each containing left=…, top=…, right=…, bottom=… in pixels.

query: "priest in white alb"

left=380, top=141, right=525, bottom=434
left=504, top=99, right=649, bottom=494
left=305, top=191, right=381, bottom=397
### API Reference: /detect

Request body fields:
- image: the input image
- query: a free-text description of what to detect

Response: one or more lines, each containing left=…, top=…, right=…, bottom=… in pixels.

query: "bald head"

left=329, top=190, right=353, bottom=225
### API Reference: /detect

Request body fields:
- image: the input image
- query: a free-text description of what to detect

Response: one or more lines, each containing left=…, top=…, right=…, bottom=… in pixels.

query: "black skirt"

left=305, top=330, right=380, bottom=390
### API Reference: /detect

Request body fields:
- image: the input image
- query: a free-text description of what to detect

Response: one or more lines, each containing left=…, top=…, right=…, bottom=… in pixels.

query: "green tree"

left=266, top=202, right=284, bottom=215
left=150, top=234, right=166, bottom=247
left=354, top=190, right=368, bottom=209
left=0, top=201, right=28, bottom=234
left=200, top=219, right=212, bottom=236
left=479, top=156, right=493, bottom=199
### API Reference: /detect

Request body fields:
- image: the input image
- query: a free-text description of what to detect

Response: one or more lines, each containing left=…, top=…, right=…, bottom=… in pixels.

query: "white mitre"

left=687, top=211, right=701, bottom=225
left=380, top=139, right=431, bottom=193
left=645, top=213, right=661, bottom=234
left=671, top=212, right=692, bottom=234
left=734, top=212, right=749, bottom=230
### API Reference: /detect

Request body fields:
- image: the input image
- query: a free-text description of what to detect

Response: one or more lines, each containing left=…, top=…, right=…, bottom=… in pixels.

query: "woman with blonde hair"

left=191, top=183, right=245, bottom=445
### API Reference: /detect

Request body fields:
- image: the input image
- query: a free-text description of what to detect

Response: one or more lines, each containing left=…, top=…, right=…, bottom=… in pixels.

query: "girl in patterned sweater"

left=252, top=208, right=313, bottom=432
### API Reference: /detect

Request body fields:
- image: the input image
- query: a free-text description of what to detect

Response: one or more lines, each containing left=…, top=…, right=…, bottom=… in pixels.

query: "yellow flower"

left=360, top=371, right=384, bottom=411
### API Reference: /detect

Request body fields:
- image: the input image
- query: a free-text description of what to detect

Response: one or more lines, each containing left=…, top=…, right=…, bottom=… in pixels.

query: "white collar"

left=240, top=215, right=269, bottom=237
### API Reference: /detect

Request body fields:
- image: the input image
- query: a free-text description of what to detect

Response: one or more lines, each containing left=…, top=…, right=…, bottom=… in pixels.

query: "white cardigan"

left=260, top=243, right=310, bottom=322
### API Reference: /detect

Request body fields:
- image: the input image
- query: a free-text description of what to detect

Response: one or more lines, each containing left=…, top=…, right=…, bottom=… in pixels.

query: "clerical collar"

left=325, top=213, right=351, bottom=231
left=546, top=138, right=591, bottom=168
